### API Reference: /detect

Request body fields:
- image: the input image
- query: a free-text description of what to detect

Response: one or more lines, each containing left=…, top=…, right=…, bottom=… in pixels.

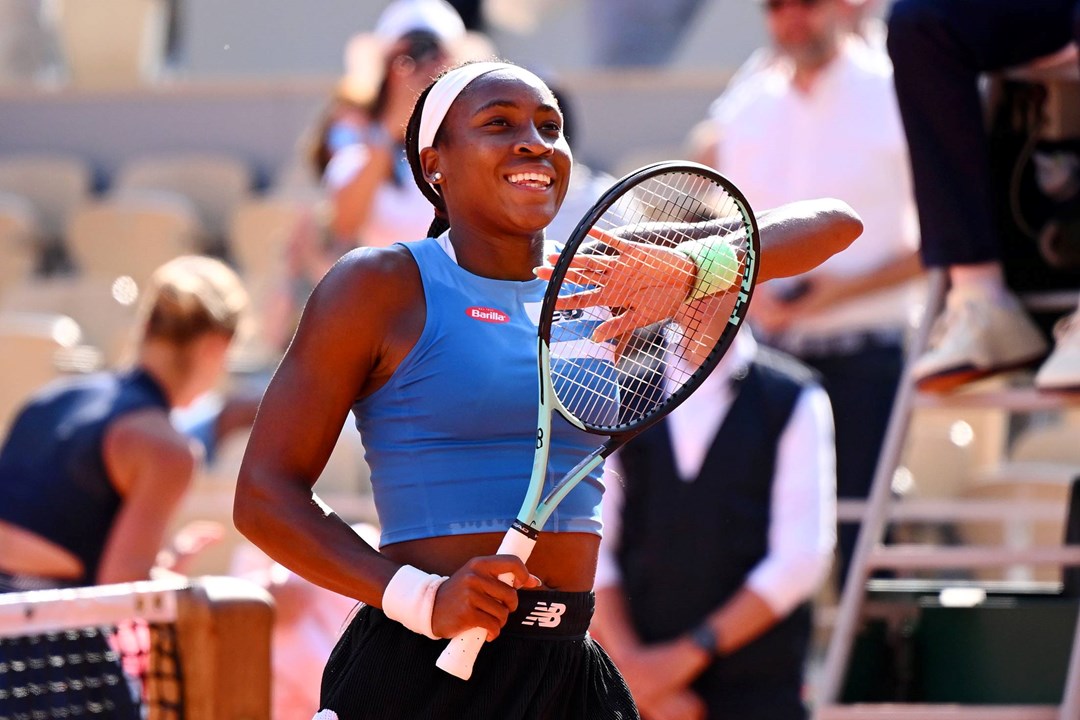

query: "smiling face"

left=420, top=70, right=573, bottom=240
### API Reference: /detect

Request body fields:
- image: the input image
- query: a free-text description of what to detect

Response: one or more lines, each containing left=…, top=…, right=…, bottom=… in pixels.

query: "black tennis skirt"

left=316, top=589, right=639, bottom=720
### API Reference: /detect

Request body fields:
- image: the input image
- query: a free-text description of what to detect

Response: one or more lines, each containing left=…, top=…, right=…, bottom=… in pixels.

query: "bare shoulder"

left=280, top=242, right=425, bottom=399
left=312, top=244, right=422, bottom=312
left=104, top=409, right=196, bottom=494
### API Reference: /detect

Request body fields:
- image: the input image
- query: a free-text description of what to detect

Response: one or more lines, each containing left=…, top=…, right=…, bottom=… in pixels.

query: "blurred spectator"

left=592, top=328, right=836, bottom=720
left=0, top=0, right=59, bottom=85
left=325, top=0, right=493, bottom=247
left=585, top=0, right=709, bottom=67
left=690, top=0, right=922, bottom=591
left=0, top=255, right=248, bottom=590
left=179, top=0, right=496, bottom=461
left=258, top=0, right=494, bottom=355
left=721, top=0, right=888, bottom=88
left=886, top=0, right=1080, bottom=392
left=0, top=256, right=247, bottom=717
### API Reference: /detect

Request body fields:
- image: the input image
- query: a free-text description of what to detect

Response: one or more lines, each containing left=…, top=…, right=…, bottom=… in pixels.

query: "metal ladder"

left=814, top=270, right=1080, bottom=720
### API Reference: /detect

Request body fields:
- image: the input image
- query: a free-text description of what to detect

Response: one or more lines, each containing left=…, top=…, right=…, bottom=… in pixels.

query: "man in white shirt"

left=690, top=0, right=922, bottom=592
left=592, top=329, right=836, bottom=720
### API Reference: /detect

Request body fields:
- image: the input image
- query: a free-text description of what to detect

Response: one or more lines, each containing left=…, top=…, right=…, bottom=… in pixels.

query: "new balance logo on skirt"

left=521, top=602, right=566, bottom=628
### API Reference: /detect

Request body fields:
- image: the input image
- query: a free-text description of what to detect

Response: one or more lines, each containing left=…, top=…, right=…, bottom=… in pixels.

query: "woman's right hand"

left=430, top=555, right=542, bottom=641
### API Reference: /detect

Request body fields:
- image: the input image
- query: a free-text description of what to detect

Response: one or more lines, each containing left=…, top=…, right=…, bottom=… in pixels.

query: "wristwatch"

left=688, top=622, right=721, bottom=657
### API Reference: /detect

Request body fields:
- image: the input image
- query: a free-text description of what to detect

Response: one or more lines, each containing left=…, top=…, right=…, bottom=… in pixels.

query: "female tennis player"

left=233, top=61, right=862, bottom=720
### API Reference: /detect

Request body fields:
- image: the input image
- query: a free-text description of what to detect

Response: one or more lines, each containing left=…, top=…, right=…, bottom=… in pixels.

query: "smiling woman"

left=408, top=61, right=573, bottom=266
left=233, top=61, right=635, bottom=720
left=231, top=59, right=862, bottom=720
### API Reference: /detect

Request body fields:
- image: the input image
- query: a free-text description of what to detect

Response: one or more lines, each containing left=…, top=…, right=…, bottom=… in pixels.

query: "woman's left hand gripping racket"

left=435, top=161, right=760, bottom=680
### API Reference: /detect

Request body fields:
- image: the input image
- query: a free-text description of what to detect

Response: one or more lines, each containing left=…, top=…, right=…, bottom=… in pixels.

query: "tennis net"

left=0, top=576, right=273, bottom=720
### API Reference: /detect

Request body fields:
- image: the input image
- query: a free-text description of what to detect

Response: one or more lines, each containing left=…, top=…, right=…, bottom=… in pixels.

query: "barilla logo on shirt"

left=466, top=306, right=510, bottom=323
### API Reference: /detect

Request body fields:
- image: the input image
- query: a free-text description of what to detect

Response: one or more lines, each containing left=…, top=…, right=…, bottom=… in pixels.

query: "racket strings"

left=550, top=170, right=753, bottom=432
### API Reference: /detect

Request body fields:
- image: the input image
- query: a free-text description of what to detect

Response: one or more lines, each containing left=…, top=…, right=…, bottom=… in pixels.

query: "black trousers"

left=887, top=0, right=1080, bottom=268
left=318, top=590, right=639, bottom=720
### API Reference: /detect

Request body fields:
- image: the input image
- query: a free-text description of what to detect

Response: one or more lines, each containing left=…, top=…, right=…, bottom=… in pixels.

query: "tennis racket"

left=435, top=160, right=760, bottom=680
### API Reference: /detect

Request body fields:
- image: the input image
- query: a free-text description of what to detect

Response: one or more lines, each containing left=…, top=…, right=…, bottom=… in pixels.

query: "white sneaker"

left=1034, top=310, right=1080, bottom=391
left=912, top=290, right=1049, bottom=392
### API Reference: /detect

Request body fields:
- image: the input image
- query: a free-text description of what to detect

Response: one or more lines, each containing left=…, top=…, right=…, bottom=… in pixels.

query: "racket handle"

left=435, top=525, right=537, bottom=680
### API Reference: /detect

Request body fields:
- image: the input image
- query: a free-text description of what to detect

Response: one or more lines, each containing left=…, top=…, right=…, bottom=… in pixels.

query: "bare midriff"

left=0, top=519, right=84, bottom=579
left=381, top=531, right=600, bottom=592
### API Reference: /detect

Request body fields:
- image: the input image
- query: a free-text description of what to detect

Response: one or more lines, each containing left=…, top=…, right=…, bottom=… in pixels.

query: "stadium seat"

left=112, top=153, right=254, bottom=253
left=0, top=311, right=86, bottom=436
left=269, top=159, right=324, bottom=205
left=47, top=0, right=168, bottom=87
left=0, top=192, right=42, bottom=297
left=0, top=0, right=60, bottom=86
left=0, top=154, right=92, bottom=239
left=66, top=193, right=200, bottom=287
left=228, top=196, right=305, bottom=295
left=226, top=196, right=307, bottom=367
left=0, top=154, right=91, bottom=271
left=1, top=275, right=137, bottom=368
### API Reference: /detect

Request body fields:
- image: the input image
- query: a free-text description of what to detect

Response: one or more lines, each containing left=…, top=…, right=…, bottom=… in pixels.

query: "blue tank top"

left=0, top=369, right=170, bottom=584
left=353, top=236, right=607, bottom=545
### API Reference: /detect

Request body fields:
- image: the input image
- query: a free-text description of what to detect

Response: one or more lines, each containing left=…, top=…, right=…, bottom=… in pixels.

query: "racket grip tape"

left=435, top=523, right=538, bottom=680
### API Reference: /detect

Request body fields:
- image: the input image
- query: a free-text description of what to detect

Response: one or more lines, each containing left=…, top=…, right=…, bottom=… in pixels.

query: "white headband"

left=417, top=61, right=547, bottom=154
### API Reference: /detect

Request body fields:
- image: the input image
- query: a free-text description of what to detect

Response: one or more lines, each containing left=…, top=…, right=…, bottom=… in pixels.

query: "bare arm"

left=234, top=250, right=403, bottom=605
left=327, top=133, right=396, bottom=242
left=233, top=248, right=535, bottom=641
left=538, top=198, right=863, bottom=343
left=755, top=198, right=864, bottom=281
left=98, top=410, right=196, bottom=584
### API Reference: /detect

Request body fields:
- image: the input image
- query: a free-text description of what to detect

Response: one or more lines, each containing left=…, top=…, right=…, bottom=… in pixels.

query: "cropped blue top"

left=352, top=235, right=606, bottom=545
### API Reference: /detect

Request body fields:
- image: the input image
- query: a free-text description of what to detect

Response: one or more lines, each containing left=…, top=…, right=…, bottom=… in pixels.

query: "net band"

left=0, top=577, right=273, bottom=720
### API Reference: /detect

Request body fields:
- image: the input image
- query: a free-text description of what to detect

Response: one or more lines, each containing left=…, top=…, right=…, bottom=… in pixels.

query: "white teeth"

left=508, top=172, right=552, bottom=187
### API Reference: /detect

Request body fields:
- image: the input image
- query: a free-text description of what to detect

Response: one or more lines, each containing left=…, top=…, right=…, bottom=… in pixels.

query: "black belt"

left=500, top=589, right=594, bottom=639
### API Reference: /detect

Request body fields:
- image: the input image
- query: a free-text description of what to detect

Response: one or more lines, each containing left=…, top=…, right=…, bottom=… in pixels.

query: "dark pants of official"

left=801, top=341, right=904, bottom=592
left=887, top=0, right=1080, bottom=268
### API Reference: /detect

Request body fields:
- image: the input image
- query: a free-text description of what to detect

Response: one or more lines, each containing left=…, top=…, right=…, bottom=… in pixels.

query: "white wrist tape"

left=381, top=565, right=448, bottom=640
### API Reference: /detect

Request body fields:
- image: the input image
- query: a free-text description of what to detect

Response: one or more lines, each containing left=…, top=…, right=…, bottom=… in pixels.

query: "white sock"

left=949, top=263, right=1010, bottom=305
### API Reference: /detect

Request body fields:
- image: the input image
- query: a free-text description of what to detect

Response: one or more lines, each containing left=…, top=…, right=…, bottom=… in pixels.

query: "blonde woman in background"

left=0, top=256, right=247, bottom=718
left=0, top=255, right=248, bottom=593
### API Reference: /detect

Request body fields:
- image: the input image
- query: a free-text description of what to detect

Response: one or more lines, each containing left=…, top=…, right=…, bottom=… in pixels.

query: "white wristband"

left=381, top=565, right=448, bottom=640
